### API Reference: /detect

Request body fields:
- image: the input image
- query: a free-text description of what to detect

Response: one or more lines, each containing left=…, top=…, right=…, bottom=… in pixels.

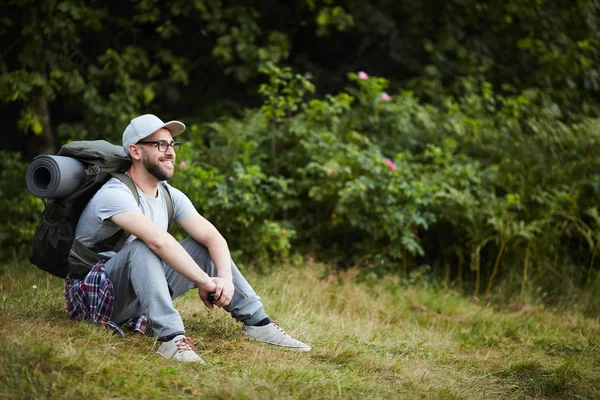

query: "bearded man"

left=67, top=114, right=310, bottom=362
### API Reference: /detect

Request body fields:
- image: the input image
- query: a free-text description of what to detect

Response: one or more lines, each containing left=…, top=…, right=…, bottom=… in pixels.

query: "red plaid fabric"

left=65, top=262, right=148, bottom=336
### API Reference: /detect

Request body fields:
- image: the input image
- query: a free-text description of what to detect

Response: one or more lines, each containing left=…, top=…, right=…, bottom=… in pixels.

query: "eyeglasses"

left=137, top=140, right=182, bottom=152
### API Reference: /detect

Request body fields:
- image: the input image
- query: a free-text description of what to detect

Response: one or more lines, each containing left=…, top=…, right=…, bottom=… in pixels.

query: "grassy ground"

left=1, top=259, right=599, bottom=400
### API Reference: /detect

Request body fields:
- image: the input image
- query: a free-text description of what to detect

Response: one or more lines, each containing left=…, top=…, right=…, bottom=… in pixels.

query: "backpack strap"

left=159, top=182, right=174, bottom=227
left=109, top=172, right=140, bottom=252
left=112, top=172, right=139, bottom=204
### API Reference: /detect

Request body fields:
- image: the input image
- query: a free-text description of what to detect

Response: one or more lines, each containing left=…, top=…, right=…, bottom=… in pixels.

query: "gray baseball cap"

left=122, top=114, right=186, bottom=153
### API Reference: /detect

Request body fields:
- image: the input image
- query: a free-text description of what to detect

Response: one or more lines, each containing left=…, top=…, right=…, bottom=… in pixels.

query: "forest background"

left=2, top=0, right=600, bottom=314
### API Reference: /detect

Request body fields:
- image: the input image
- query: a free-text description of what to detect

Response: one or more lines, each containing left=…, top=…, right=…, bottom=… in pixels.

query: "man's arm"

left=177, top=209, right=232, bottom=280
left=110, top=210, right=219, bottom=308
left=177, top=209, right=235, bottom=306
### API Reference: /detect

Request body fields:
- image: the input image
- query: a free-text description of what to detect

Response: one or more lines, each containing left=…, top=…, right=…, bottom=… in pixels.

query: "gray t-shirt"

left=75, top=177, right=195, bottom=259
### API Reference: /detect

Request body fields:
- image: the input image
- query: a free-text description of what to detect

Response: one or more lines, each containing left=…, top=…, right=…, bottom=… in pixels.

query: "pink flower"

left=381, top=92, right=391, bottom=101
left=357, top=71, right=369, bottom=80
left=179, top=161, right=187, bottom=170
left=385, top=158, right=397, bottom=172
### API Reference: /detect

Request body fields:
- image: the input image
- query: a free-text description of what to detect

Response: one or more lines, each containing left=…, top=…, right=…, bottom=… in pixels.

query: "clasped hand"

left=198, top=277, right=235, bottom=310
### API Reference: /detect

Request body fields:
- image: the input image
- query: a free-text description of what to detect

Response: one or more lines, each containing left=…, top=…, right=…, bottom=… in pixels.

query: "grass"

left=1, top=259, right=599, bottom=399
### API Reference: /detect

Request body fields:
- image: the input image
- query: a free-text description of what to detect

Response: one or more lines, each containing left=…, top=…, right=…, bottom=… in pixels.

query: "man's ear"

left=128, top=145, right=142, bottom=160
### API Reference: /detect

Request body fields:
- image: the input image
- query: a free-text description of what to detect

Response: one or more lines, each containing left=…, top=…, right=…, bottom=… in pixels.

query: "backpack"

left=29, top=140, right=174, bottom=279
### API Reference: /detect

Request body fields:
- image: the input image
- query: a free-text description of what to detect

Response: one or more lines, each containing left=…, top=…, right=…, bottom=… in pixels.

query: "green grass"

left=1, top=260, right=599, bottom=399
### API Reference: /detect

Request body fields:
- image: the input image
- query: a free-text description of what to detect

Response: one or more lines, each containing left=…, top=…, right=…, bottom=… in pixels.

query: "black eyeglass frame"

left=136, top=140, right=182, bottom=152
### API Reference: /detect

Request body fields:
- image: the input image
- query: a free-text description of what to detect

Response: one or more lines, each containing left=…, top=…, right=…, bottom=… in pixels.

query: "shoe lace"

left=176, top=337, right=198, bottom=354
left=271, top=321, right=288, bottom=336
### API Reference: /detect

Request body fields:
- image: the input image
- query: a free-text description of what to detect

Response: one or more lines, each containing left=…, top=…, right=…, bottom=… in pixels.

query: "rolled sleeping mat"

left=26, top=155, right=87, bottom=199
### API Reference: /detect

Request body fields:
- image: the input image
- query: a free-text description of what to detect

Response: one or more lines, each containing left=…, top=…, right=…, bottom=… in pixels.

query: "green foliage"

left=209, top=5, right=291, bottom=82
left=171, top=66, right=600, bottom=299
left=171, top=117, right=297, bottom=265
left=0, top=152, right=44, bottom=259
left=1, top=0, right=200, bottom=152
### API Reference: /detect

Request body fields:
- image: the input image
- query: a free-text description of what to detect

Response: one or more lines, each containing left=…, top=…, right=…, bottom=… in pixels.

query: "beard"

left=141, top=152, right=174, bottom=181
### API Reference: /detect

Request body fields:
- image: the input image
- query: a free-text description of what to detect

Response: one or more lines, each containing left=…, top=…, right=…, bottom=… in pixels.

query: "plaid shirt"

left=64, top=262, right=148, bottom=337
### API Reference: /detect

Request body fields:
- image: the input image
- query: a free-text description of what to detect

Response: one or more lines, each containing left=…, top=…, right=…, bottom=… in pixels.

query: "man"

left=68, top=114, right=310, bottom=362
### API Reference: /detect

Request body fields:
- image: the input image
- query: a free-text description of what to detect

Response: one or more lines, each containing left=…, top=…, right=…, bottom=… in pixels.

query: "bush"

left=170, top=65, right=600, bottom=298
left=6, top=65, right=600, bottom=302
left=0, top=151, right=44, bottom=260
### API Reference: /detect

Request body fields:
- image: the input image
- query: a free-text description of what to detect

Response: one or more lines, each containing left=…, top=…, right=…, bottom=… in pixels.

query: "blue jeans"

left=103, top=237, right=267, bottom=338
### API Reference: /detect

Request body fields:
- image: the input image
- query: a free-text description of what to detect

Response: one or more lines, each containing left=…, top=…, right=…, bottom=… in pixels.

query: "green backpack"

left=29, top=140, right=173, bottom=279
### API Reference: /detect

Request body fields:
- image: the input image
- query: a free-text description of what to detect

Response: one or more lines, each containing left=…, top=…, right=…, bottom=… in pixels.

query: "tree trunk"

left=457, top=256, right=463, bottom=292
left=485, top=240, right=506, bottom=297
left=520, top=240, right=531, bottom=297
left=443, top=258, right=450, bottom=287
left=36, top=95, right=55, bottom=154
left=473, top=254, right=480, bottom=297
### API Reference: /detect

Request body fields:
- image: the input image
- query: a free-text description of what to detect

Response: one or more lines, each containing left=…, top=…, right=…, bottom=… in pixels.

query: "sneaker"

left=157, top=335, right=205, bottom=363
left=241, top=322, right=311, bottom=352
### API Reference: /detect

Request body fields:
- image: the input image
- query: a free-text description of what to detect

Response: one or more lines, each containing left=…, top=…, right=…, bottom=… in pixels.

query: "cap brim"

left=162, top=120, right=186, bottom=137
